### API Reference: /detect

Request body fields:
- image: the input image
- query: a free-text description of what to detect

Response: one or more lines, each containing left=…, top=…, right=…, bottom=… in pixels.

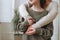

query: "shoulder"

left=18, top=2, right=29, bottom=13
left=51, top=1, right=58, bottom=7
left=51, top=1, right=58, bottom=4
left=19, top=2, right=30, bottom=9
left=46, top=1, right=58, bottom=11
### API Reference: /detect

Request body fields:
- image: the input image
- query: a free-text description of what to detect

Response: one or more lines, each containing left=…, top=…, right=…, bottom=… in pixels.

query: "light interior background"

left=0, top=0, right=60, bottom=40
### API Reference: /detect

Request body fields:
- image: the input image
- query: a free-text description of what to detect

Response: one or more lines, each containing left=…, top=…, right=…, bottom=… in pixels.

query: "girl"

left=19, top=0, right=58, bottom=40
left=19, top=0, right=58, bottom=35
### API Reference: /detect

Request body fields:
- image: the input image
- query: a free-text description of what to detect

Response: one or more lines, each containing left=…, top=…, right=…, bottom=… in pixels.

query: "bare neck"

left=31, top=3, right=44, bottom=12
left=45, top=0, right=52, bottom=8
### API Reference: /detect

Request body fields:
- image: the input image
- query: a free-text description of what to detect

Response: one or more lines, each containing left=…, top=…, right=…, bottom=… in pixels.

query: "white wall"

left=0, top=0, right=14, bottom=22
left=0, top=0, right=15, bottom=40
left=51, top=0, right=59, bottom=40
left=58, top=0, right=60, bottom=40
left=14, top=0, right=27, bottom=9
left=0, top=0, right=2, bottom=22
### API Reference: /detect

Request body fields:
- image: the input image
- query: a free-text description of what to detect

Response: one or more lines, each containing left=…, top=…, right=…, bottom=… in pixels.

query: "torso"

left=26, top=8, right=53, bottom=40
left=28, top=8, right=48, bottom=22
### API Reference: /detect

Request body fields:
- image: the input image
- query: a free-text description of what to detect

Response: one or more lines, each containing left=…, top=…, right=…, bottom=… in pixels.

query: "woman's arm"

left=19, top=2, right=32, bottom=20
left=25, top=22, right=53, bottom=37
left=32, top=2, right=58, bottom=29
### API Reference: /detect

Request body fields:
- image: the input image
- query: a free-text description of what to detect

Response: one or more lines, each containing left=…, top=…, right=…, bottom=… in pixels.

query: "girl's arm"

left=19, top=2, right=32, bottom=20
left=32, top=2, right=58, bottom=29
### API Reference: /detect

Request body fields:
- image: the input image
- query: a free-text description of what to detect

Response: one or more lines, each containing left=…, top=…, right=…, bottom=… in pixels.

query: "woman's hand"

left=25, top=26, right=36, bottom=35
left=27, top=17, right=35, bottom=26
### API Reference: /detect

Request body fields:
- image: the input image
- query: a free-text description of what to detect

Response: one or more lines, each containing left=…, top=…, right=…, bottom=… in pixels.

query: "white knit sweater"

left=19, top=1, right=58, bottom=29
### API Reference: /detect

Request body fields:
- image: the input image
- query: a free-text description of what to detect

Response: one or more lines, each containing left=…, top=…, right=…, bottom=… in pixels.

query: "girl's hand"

left=25, top=26, right=36, bottom=35
left=27, top=17, right=35, bottom=26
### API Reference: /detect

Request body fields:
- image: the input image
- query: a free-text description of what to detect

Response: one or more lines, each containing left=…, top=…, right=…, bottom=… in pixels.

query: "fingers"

left=28, top=18, right=35, bottom=22
left=25, top=30, right=34, bottom=35
left=27, top=17, right=35, bottom=22
left=25, top=31, right=34, bottom=35
left=25, top=31, right=35, bottom=35
left=27, top=17, right=35, bottom=26
left=28, top=20, right=34, bottom=25
left=25, top=28, right=35, bottom=35
left=27, top=16, right=35, bottom=25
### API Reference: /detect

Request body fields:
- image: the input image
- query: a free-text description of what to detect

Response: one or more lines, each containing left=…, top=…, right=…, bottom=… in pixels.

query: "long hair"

left=40, top=0, right=46, bottom=8
left=28, top=0, right=46, bottom=8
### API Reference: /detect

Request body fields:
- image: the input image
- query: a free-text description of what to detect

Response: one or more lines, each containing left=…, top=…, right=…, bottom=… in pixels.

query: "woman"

left=18, top=0, right=58, bottom=40
left=19, top=0, right=58, bottom=34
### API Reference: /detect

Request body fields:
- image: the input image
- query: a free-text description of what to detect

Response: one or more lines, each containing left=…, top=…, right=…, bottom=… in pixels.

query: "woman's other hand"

left=25, top=26, right=36, bottom=35
left=27, top=17, right=35, bottom=26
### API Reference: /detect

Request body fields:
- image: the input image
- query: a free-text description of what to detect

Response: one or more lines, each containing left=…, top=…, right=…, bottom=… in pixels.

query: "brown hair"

left=40, top=0, right=46, bottom=8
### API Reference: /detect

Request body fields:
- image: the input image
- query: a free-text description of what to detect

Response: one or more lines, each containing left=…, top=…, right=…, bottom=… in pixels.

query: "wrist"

left=32, top=24, right=41, bottom=29
left=32, top=24, right=37, bottom=29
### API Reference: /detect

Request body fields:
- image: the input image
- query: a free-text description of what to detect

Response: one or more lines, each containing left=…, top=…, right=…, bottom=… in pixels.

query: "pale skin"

left=19, top=0, right=58, bottom=35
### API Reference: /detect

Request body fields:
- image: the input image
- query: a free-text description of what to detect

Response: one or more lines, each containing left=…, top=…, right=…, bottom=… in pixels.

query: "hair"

left=40, top=0, right=46, bottom=8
